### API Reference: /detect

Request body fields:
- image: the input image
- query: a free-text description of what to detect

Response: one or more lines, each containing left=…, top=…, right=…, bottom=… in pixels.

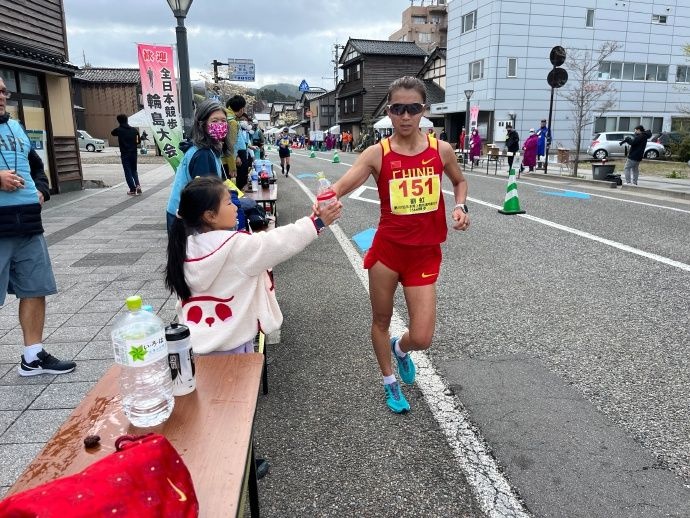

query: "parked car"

left=652, top=131, right=685, bottom=157
left=77, top=130, right=105, bottom=152
left=587, top=132, right=665, bottom=160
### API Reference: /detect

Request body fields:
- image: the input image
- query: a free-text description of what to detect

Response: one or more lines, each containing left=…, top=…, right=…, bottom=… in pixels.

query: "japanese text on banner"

left=137, top=44, right=184, bottom=171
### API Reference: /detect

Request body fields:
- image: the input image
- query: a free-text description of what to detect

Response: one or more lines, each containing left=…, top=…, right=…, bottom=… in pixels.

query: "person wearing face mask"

left=166, top=99, right=240, bottom=234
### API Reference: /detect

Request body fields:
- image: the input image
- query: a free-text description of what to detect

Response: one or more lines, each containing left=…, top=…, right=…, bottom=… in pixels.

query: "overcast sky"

left=63, top=0, right=416, bottom=89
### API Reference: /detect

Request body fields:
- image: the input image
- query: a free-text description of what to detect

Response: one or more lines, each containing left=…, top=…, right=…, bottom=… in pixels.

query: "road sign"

left=547, top=68, right=568, bottom=88
left=550, top=46, right=566, bottom=67
left=227, top=58, right=255, bottom=82
left=299, top=80, right=310, bottom=92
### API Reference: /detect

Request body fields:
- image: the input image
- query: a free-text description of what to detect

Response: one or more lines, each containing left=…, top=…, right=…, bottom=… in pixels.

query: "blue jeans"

left=120, top=153, right=140, bottom=191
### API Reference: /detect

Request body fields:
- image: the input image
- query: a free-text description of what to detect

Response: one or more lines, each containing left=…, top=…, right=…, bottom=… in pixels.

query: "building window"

left=344, top=100, right=348, bottom=114
left=586, top=9, right=595, bottom=27
left=652, top=14, right=667, bottom=24
left=599, top=61, right=668, bottom=81
left=462, top=10, right=477, bottom=33
left=352, top=97, right=357, bottom=112
left=507, top=58, right=517, bottom=78
left=430, top=15, right=442, bottom=24
left=418, top=33, right=432, bottom=43
left=355, top=63, right=361, bottom=80
left=412, top=16, right=427, bottom=24
left=595, top=116, right=663, bottom=134
left=677, top=65, right=690, bottom=83
left=469, top=59, right=484, bottom=81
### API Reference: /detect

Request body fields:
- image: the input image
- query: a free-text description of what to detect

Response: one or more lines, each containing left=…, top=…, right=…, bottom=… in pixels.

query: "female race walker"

left=331, top=76, right=470, bottom=414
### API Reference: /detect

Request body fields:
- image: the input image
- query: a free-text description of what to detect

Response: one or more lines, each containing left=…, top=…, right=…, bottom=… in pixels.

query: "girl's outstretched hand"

left=313, top=200, right=343, bottom=226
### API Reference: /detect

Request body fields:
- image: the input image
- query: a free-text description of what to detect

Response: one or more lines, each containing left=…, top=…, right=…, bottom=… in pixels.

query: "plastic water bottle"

left=316, top=172, right=338, bottom=211
left=111, top=295, right=174, bottom=427
left=165, top=323, right=196, bottom=396
left=251, top=170, right=259, bottom=192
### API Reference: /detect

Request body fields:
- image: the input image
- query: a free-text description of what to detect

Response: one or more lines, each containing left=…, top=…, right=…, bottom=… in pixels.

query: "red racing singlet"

left=375, top=135, right=447, bottom=246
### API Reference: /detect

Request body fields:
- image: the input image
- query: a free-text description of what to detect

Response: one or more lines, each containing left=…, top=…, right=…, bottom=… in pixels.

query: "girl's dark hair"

left=191, top=99, right=225, bottom=149
left=165, top=176, right=227, bottom=300
left=386, top=76, right=427, bottom=104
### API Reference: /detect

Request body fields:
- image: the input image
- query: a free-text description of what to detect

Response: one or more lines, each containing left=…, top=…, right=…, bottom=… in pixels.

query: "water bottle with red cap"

left=316, top=172, right=338, bottom=213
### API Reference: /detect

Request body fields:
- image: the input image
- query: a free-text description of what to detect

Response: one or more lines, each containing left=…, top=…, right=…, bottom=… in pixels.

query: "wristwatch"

left=311, top=216, right=326, bottom=234
left=454, top=203, right=469, bottom=214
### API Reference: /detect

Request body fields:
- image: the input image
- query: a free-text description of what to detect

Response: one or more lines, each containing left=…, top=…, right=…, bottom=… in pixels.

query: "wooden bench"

left=244, top=183, right=278, bottom=225
left=6, top=354, right=265, bottom=518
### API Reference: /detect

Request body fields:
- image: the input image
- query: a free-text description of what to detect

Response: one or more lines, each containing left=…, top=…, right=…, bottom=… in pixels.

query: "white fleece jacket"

left=177, top=217, right=318, bottom=354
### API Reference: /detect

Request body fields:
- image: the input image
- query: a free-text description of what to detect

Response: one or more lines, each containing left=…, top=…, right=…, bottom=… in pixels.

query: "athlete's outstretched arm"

left=331, top=144, right=382, bottom=198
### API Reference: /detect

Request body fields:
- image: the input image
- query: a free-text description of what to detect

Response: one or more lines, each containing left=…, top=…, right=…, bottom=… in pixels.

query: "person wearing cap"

left=619, top=125, right=652, bottom=185
left=536, top=119, right=551, bottom=168
left=276, top=127, right=291, bottom=176
left=520, top=128, right=539, bottom=176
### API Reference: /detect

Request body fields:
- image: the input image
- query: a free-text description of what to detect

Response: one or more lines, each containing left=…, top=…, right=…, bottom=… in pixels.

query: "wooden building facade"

left=0, top=0, right=82, bottom=193
left=336, top=39, right=428, bottom=141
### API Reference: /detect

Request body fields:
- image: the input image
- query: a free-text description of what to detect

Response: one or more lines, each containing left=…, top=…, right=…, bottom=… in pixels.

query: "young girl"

left=165, top=176, right=342, bottom=355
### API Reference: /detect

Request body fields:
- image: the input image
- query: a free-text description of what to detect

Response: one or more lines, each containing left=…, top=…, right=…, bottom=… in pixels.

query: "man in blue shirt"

left=0, top=76, right=75, bottom=376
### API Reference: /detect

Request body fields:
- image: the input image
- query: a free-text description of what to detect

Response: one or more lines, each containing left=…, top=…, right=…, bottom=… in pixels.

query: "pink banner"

left=137, top=44, right=184, bottom=170
left=470, top=105, right=479, bottom=126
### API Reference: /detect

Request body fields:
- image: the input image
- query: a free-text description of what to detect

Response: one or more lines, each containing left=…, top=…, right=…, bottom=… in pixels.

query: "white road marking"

left=452, top=190, right=690, bottom=273
left=466, top=171, right=690, bottom=214
left=292, top=174, right=530, bottom=517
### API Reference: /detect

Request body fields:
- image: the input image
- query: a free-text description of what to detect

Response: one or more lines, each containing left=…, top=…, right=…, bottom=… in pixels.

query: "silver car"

left=587, top=132, right=664, bottom=160
left=77, top=130, right=105, bottom=152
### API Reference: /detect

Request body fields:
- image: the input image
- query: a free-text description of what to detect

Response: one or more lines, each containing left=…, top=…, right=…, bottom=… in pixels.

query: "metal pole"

left=464, top=98, right=471, bottom=160
left=175, top=15, right=193, bottom=138
left=544, top=85, right=555, bottom=175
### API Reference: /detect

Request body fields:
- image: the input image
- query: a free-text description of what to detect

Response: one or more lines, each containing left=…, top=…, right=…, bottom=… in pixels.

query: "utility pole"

left=332, top=43, right=345, bottom=90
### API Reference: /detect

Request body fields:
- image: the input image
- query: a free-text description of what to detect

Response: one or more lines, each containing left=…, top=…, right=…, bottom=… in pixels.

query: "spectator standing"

left=439, top=127, right=448, bottom=141
left=0, top=77, right=76, bottom=376
left=520, top=129, right=539, bottom=176
left=469, top=128, right=482, bottom=166
left=111, top=114, right=141, bottom=196
left=620, top=125, right=652, bottom=185
left=251, top=122, right=264, bottom=159
left=505, top=123, right=520, bottom=172
left=458, top=127, right=466, bottom=153
left=536, top=119, right=552, bottom=168
left=224, top=95, right=245, bottom=183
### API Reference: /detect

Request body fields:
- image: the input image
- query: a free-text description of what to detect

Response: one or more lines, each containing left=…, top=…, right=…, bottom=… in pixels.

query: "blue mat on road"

left=539, top=190, right=591, bottom=199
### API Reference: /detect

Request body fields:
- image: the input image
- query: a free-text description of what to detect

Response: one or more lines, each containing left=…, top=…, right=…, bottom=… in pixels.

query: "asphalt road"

left=256, top=148, right=690, bottom=517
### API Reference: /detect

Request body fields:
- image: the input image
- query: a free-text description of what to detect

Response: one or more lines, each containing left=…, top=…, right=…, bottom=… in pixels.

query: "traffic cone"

left=309, top=150, right=316, bottom=158
left=332, top=150, right=340, bottom=163
left=498, top=170, right=526, bottom=215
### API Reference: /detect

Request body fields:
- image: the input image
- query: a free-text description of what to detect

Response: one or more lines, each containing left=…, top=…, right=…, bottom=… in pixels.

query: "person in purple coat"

left=469, top=128, right=482, bottom=165
left=520, top=129, right=539, bottom=176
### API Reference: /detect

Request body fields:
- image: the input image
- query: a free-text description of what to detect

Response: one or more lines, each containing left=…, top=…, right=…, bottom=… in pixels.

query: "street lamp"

left=166, top=0, right=194, bottom=137
left=464, top=89, right=473, bottom=157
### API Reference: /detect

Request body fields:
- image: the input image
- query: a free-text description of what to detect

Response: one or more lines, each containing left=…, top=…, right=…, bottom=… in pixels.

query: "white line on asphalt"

left=452, top=190, right=690, bottom=273
left=465, top=171, right=690, bottom=214
left=292, top=174, right=531, bottom=518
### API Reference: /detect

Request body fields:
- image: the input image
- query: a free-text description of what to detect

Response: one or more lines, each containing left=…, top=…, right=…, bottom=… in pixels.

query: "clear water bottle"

left=111, top=295, right=174, bottom=427
left=251, top=170, right=259, bottom=192
left=165, top=323, right=196, bottom=396
left=316, top=172, right=338, bottom=214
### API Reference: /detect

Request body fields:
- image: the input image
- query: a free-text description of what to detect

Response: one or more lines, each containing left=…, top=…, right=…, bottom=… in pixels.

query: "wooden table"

left=244, top=184, right=278, bottom=224
left=7, top=354, right=265, bottom=518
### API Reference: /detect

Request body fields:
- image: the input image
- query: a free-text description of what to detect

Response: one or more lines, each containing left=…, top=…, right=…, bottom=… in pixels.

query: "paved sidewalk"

left=0, top=162, right=176, bottom=497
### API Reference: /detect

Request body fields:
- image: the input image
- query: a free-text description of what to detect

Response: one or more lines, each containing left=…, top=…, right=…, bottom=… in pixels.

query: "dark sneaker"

left=390, top=336, right=416, bottom=385
left=135, top=186, right=143, bottom=195
left=18, top=350, right=76, bottom=376
left=383, top=381, right=410, bottom=413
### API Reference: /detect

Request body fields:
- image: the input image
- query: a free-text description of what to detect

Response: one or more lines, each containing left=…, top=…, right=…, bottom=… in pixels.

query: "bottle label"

left=117, top=330, right=167, bottom=367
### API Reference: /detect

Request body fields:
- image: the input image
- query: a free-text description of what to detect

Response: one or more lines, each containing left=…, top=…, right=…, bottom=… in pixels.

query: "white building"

left=432, top=0, right=690, bottom=149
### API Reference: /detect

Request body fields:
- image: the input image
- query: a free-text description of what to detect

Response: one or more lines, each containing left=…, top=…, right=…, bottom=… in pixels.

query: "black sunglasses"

left=387, top=103, right=425, bottom=116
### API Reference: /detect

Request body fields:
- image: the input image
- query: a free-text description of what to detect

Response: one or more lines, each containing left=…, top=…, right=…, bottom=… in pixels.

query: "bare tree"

left=674, top=43, right=690, bottom=115
left=560, top=41, right=620, bottom=176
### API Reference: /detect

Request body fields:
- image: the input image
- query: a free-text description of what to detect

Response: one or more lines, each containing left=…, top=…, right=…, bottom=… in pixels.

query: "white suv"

left=587, top=132, right=664, bottom=160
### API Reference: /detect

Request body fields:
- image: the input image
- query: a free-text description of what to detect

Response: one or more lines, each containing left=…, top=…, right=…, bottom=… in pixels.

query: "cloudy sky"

left=63, top=0, right=416, bottom=89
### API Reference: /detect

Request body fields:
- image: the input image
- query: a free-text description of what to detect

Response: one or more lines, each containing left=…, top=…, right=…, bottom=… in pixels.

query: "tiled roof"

left=424, top=79, right=445, bottom=105
left=0, top=41, right=77, bottom=75
left=74, top=68, right=141, bottom=84
left=348, top=39, right=428, bottom=57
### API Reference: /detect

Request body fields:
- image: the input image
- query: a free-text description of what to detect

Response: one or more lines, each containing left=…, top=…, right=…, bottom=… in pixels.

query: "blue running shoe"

left=383, top=381, right=410, bottom=413
left=391, top=336, right=416, bottom=385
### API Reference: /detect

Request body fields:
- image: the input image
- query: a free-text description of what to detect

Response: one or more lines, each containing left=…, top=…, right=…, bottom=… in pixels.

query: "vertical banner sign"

left=470, top=105, right=480, bottom=128
left=137, top=44, right=184, bottom=171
